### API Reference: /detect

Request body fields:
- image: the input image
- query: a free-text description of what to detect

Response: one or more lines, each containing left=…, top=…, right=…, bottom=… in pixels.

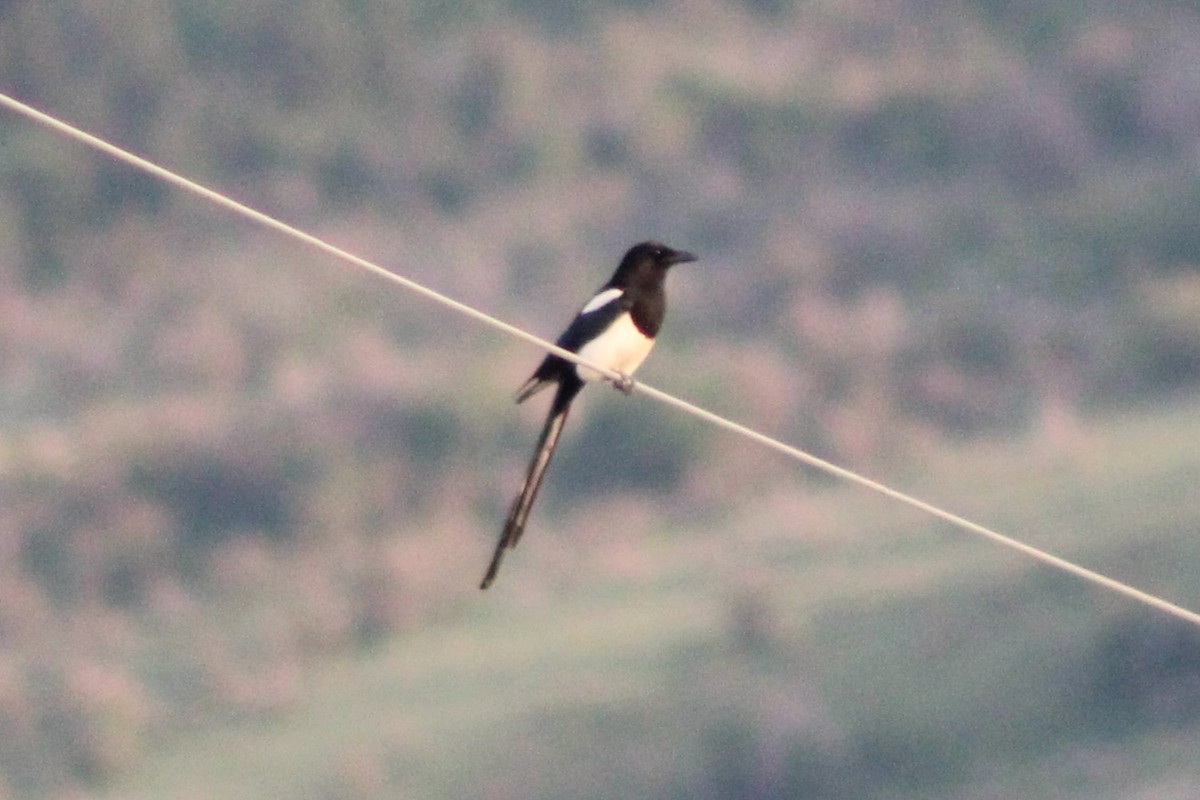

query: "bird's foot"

left=612, top=372, right=636, bottom=395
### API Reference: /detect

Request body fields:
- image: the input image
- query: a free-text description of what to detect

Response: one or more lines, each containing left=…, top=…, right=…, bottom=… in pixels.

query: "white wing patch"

left=580, top=287, right=623, bottom=315
left=575, top=312, right=655, bottom=382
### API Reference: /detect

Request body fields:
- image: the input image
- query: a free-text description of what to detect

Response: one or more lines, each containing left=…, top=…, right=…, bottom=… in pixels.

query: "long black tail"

left=481, top=383, right=577, bottom=589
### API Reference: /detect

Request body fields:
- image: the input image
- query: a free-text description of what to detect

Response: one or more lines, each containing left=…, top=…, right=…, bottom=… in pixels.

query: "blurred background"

left=2, top=0, right=1200, bottom=797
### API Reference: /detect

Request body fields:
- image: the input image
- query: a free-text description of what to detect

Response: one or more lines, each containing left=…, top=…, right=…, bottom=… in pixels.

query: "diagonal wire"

left=3, top=90, right=1198, bottom=627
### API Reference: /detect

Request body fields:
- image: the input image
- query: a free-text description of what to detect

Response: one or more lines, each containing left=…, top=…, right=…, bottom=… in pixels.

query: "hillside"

left=95, top=399, right=1200, bottom=799
left=2, top=0, right=1200, bottom=796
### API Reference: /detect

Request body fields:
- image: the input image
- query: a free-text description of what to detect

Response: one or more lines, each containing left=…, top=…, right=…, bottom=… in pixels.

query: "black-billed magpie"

left=481, top=241, right=696, bottom=589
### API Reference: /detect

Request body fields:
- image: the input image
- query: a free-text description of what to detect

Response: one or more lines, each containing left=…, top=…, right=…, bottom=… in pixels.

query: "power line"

left=3, top=91, right=1198, bottom=627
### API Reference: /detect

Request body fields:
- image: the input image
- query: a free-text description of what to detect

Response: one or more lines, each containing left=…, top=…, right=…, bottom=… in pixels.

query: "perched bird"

left=481, top=241, right=696, bottom=589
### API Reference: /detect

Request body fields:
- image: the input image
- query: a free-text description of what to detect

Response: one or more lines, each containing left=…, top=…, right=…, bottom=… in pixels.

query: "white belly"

left=574, top=312, right=655, bottom=382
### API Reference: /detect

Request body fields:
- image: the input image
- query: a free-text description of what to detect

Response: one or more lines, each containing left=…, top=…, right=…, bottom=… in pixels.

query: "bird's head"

left=634, top=241, right=697, bottom=268
left=616, top=241, right=697, bottom=284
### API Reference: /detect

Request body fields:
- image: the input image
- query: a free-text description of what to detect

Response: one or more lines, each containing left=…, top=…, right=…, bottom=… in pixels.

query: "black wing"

left=520, top=289, right=629, bottom=392
left=556, top=289, right=629, bottom=352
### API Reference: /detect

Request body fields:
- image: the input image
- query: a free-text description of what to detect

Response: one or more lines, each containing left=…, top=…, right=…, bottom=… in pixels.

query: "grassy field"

left=97, top=399, right=1200, bottom=800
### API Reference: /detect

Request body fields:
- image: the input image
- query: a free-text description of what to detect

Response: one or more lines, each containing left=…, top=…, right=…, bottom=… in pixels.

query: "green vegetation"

left=98, top=400, right=1200, bottom=799
left=2, top=0, right=1200, bottom=796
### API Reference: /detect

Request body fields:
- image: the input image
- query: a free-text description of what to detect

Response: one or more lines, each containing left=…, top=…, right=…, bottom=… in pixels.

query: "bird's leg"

left=612, top=371, right=636, bottom=395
